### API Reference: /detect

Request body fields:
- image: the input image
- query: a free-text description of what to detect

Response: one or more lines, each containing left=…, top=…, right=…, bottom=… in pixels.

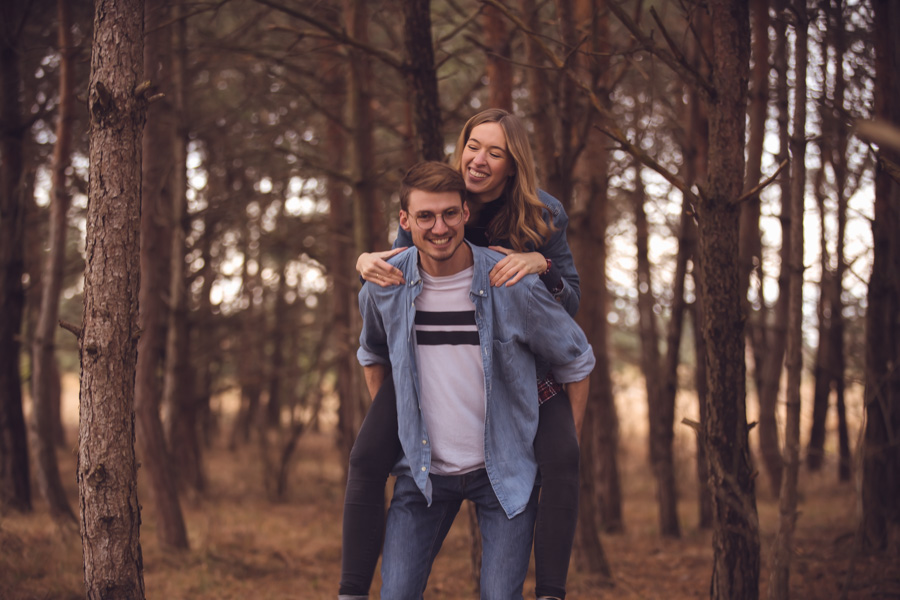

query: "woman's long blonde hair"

left=450, top=109, right=554, bottom=251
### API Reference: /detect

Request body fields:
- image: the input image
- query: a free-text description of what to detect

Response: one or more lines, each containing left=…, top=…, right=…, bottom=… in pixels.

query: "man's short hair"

left=399, top=161, right=467, bottom=211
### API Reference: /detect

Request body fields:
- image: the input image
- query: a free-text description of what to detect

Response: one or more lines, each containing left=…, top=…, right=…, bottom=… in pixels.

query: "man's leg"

left=467, top=470, right=539, bottom=600
left=533, top=391, right=580, bottom=600
left=380, top=474, right=462, bottom=599
left=340, top=377, right=402, bottom=597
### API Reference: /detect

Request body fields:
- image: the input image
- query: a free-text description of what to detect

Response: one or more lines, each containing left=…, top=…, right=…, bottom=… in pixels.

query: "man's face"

left=400, top=189, right=470, bottom=275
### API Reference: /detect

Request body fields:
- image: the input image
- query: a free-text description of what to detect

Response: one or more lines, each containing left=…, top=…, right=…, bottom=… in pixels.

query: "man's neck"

left=419, top=242, right=474, bottom=277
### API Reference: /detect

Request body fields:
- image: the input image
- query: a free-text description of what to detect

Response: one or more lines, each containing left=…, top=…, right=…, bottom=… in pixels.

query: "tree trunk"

left=756, top=0, right=792, bottom=497
left=265, top=255, right=289, bottom=429
left=861, top=0, right=900, bottom=554
left=30, top=0, right=77, bottom=523
left=741, top=0, right=768, bottom=399
left=808, top=177, right=833, bottom=472
left=571, top=0, right=622, bottom=541
left=571, top=143, right=616, bottom=566
left=573, top=158, right=622, bottom=540
left=634, top=169, right=680, bottom=538
left=808, top=0, right=852, bottom=481
left=767, top=4, right=807, bottom=597
left=483, top=4, right=512, bottom=111
left=691, top=296, right=713, bottom=529
left=345, top=0, right=386, bottom=254
left=0, top=0, right=32, bottom=514
left=79, top=0, right=147, bottom=595
left=136, top=0, right=188, bottom=549
left=317, top=25, right=357, bottom=477
left=233, top=206, right=264, bottom=447
left=681, top=41, right=713, bottom=529
left=699, top=2, right=760, bottom=598
left=523, top=0, right=557, bottom=196
left=162, top=0, right=203, bottom=494
left=403, top=0, right=443, bottom=162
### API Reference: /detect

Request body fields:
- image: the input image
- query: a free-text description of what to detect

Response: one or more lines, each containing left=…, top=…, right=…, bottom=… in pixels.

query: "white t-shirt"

left=414, top=266, right=486, bottom=476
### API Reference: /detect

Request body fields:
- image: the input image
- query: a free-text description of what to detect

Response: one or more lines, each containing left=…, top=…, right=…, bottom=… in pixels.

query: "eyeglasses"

left=413, top=207, right=464, bottom=230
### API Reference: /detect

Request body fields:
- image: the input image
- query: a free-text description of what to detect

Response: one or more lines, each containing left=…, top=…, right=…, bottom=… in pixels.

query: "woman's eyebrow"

left=468, top=137, right=507, bottom=153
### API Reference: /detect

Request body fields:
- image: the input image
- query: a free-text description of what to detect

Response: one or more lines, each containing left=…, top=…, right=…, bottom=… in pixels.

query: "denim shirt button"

left=420, top=466, right=427, bottom=472
left=422, top=439, right=427, bottom=445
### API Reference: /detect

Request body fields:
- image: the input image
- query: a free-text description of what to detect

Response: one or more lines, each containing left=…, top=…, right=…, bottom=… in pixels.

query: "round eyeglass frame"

left=415, top=208, right=464, bottom=230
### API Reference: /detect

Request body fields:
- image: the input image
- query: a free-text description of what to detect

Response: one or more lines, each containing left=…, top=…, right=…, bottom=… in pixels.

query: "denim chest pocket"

left=491, top=338, right=534, bottom=383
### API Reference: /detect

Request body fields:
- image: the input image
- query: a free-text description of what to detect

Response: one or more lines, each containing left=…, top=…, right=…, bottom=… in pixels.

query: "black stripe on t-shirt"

left=415, top=310, right=476, bottom=326
left=416, top=330, right=480, bottom=346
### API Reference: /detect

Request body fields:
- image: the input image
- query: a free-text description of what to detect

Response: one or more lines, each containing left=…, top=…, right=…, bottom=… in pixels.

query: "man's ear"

left=463, top=201, right=470, bottom=223
left=399, top=209, right=411, bottom=231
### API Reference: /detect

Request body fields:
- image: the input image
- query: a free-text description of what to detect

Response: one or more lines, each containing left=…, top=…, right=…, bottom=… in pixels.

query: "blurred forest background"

left=1, top=0, right=899, bottom=598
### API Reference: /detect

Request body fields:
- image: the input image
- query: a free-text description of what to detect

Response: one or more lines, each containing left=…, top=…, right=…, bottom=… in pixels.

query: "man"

left=356, top=161, right=594, bottom=599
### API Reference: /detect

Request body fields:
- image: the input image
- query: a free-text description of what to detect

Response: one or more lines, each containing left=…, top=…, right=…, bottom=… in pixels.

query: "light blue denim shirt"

left=357, top=243, right=595, bottom=518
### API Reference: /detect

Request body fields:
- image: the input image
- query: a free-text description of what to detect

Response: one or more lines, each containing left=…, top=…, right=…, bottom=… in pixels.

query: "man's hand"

left=487, top=247, right=547, bottom=287
left=357, top=248, right=408, bottom=287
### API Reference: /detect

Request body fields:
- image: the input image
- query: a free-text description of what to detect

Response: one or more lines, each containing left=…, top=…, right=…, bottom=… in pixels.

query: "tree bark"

left=344, top=0, right=386, bottom=254
left=681, top=42, right=713, bottom=529
left=808, top=173, right=833, bottom=472
left=743, top=0, right=783, bottom=499
left=30, top=0, right=77, bottom=523
left=79, top=0, right=147, bottom=595
left=741, top=0, right=768, bottom=399
left=572, top=156, right=616, bottom=569
left=861, top=0, right=900, bottom=553
left=698, top=2, right=760, bottom=598
left=483, top=4, right=513, bottom=111
left=402, top=0, right=443, bottom=162
left=523, top=0, right=558, bottom=197
left=634, top=168, right=680, bottom=538
left=0, top=0, right=32, bottom=514
left=571, top=0, right=622, bottom=541
left=136, top=0, right=188, bottom=549
left=162, top=0, right=203, bottom=493
left=756, top=0, right=792, bottom=496
left=767, top=3, right=807, bottom=596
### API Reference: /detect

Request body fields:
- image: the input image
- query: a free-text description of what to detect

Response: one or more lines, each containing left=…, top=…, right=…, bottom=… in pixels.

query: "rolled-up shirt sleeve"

left=357, top=284, right=391, bottom=367
left=524, top=278, right=595, bottom=383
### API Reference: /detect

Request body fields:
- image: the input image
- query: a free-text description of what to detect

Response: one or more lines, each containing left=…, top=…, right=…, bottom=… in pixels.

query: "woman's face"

left=459, top=122, right=515, bottom=203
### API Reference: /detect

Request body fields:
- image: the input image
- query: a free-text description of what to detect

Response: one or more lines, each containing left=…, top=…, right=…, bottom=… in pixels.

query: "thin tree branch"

left=736, top=158, right=790, bottom=204
left=650, top=7, right=687, bottom=65
left=250, top=0, right=405, bottom=71
left=59, top=319, right=82, bottom=338
left=676, top=0, right=714, bottom=72
left=597, top=125, right=699, bottom=204
left=480, top=0, right=697, bottom=206
left=609, top=1, right=715, bottom=99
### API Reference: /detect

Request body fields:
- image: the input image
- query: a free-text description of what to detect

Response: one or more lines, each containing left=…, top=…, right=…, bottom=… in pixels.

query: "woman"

left=341, top=108, right=581, bottom=600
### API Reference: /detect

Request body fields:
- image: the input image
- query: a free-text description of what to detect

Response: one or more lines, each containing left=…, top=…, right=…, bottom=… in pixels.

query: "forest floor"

left=2, top=376, right=899, bottom=599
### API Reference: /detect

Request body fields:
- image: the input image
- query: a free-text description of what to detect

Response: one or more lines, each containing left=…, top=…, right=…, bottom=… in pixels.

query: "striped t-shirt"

left=414, top=266, right=486, bottom=476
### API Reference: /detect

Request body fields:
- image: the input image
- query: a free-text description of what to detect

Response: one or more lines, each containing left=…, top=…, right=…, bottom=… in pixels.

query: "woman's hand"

left=487, top=247, right=547, bottom=287
left=357, top=248, right=408, bottom=287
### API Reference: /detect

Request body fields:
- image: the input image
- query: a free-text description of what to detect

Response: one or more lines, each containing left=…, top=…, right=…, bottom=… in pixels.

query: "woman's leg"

left=532, top=390, right=580, bottom=600
left=339, top=377, right=402, bottom=596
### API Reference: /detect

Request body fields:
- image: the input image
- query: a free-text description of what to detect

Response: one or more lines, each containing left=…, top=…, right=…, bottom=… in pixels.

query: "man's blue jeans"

left=380, top=469, right=539, bottom=600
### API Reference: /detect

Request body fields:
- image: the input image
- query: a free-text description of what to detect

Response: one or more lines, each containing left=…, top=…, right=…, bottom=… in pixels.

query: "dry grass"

left=2, top=374, right=898, bottom=599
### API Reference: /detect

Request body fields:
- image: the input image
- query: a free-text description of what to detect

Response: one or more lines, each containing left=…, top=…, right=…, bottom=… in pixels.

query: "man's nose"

left=432, top=214, right=450, bottom=233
